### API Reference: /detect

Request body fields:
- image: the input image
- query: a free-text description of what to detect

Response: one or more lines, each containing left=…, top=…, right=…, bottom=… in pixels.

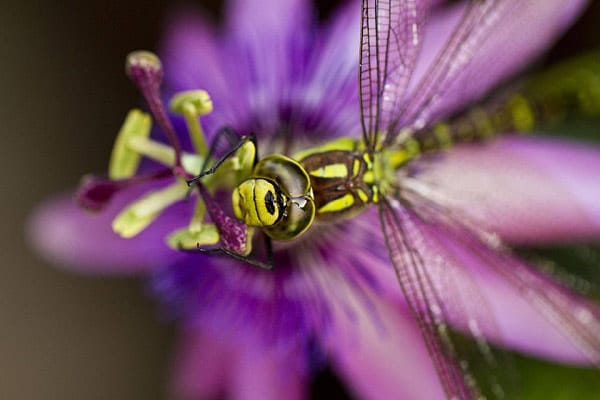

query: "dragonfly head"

left=232, top=155, right=316, bottom=241
left=232, top=178, right=287, bottom=228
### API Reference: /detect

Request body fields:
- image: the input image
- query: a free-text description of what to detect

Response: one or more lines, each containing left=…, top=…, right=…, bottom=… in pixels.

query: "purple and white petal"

left=222, top=0, right=312, bottom=135
left=170, top=326, right=307, bottom=400
left=159, top=7, right=236, bottom=137
left=169, top=328, right=232, bottom=400
left=323, top=295, right=446, bottom=400
left=28, top=185, right=192, bottom=275
left=150, top=209, right=399, bottom=348
left=228, top=339, right=307, bottom=400
left=349, top=204, right=600, bottom=365
left=431, top=225, right=600, bottom=364
left=299, top=2, right=361, bottom=138
left=416, top=136, right=600, bottom=245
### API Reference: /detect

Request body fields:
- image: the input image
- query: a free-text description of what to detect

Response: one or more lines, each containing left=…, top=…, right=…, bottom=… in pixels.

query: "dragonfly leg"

left=186, top=177, right=275, bottom=270
left=193, top=235, right=274, bottom=270
left=187, top=128, right=257, bottom=186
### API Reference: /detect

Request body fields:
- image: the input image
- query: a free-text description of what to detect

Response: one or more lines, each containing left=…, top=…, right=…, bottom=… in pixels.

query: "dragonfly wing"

left=395, top=0, right=499, bottom=135
left=519, top=244, right=600, bottom=302
left=401, top=185, right=600, bottom=365
left=359, top=0, right=430, bottom=150
left=379, top=199, right=512, bottom=399
left=392, top=0, right=586, bottom=140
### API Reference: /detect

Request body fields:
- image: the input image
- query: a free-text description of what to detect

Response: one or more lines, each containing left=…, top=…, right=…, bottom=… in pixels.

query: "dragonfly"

left=106, top=1, right=600, bottom=399
left=178, top=2, right=600, bottom=399
left=186, top=0, right=600, bottom=269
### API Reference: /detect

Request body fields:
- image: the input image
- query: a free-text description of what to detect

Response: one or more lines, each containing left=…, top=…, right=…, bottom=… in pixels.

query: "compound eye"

left=264, top=190, right=276, bottom=215
left=232, top=178, right=286, bottom=227
left=254, top=179, right=284, bottom=226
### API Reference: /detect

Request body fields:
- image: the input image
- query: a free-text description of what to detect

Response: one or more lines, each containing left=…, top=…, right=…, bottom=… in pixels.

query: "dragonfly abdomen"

left=416, top=96, right=536, bottom=152
left=393, top=52, right=600, bottom=164
left=385, top=96, right=537, bottom=170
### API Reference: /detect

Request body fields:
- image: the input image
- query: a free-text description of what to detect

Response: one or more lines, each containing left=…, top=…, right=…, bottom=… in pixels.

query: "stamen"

left=169, top=90, right=213, bottom=157
left=166, top=182, right=220, bottom=250
left=126, top=136, right=175, bottom=166
left=125, top=136, right=203, bottom=175
left=166, top=224, right=220, bottom=250
left=126, top=51, right=184, bottom=170
left=189, top=198, right=207, bottom=233
left=109, top=109, right=152, bottom=179
left=112, top=179, right=189, bottom=238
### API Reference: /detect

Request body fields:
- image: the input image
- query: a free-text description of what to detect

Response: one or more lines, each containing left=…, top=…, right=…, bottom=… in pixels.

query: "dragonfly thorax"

left=298, top=145, right=380, bottom=222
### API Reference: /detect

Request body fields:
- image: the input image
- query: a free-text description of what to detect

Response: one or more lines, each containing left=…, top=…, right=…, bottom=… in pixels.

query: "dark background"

left=1, top=1, right=599, bottom=399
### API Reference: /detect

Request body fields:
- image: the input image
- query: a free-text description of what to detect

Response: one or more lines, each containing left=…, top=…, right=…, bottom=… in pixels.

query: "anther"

left=126, top=51, right=184, bottom=170
left=109, top=109, right=152, bottom=179
left=166, top=198, right=220, bottom=250
left=170, top=90, right=213, bottom=157
left=112, top=179, right=189, bottom=238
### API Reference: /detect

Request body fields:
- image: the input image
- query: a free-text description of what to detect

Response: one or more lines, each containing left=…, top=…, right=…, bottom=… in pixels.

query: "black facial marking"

left=264, top=190, right=276, bottom=215
left=276, top=189, right=285, bottom=215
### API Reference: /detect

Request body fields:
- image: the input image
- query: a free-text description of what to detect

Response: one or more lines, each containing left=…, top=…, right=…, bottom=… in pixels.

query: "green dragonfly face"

left=231, top=153, right=316, bottom=241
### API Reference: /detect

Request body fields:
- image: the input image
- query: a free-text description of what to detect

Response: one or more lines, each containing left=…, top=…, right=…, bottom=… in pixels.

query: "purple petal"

left=159, top=7, right=237, bottom=136
left=299, top=2, right=361, bottom=137
left=339, top=206, right=600, bottom=365
left=228, top=339, right=307, bottom=400
left=28, top=184, right=192, bottom=275
left=417, top=136, right=600, bottom=245
left=221, top=0, right=312, bottom=134
left=149, top=209, right=399, bottom=348
left=169, top=329, right=231, bottom=399
left=431, top=226, right=600, bottom=364
left=170, top=327, right=307, bottom=400
left=404, top=0, right=587, bottom=126
left=322, top=294, right=445, bottom=400
left=160, top=8, right=226, bottom=99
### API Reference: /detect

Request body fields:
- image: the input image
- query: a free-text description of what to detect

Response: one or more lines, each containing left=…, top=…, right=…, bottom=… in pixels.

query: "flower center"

left=77, top=51, right=252, bottom=255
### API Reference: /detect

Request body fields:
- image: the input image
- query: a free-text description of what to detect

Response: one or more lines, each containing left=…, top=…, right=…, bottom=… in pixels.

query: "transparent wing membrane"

left=396, top=0, right=501, bottom=134
left=379, top=194, right=531, bottom=399
left=401, top=187, right=600, bottom=366
left=394, top=0, right=583, bottom=139
left=518, top=244, right=600, bottom=300
left=359, top=0, right=429, bottom=150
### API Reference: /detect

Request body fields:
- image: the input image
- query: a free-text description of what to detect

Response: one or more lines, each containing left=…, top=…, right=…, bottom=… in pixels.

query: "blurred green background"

left=1, top=0, right=599, bottom=399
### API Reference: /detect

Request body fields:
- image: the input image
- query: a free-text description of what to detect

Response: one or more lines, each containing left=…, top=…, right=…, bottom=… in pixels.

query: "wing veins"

left=403, top=188, right=600, bottom=364
left=379, top=199, right=477, bottom=399
left=359, top=0, right=428, bottom=150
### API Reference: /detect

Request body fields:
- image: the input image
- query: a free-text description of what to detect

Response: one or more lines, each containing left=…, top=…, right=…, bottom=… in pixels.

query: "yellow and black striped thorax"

left=298, top=145, right=378, bottom=221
